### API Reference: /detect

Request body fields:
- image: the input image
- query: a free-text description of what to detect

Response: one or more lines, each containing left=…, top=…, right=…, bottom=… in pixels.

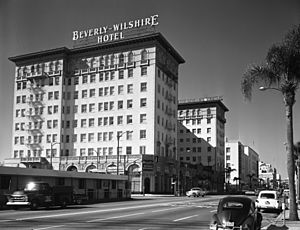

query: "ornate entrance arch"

left=66, top=165, right=78, bottom=172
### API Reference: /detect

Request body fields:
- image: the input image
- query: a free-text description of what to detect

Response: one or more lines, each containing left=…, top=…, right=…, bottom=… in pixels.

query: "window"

left=54, top=91, right=59, bottom=100
left=207, top=118, right=211, bottom=124
left=48, top=92, right=53, bottom=100
left=128, top=68, right=133, bottom=78
left=128, top=51, right=134, bottom=64
left=119, top=53, right=124, bottom=66
left=118, top=101, right=123, bottom=109
left=127, top=115, right=133, bottom=124
left=110, top=86, right=115, bottom=95
left=141, top=82, right=147, bottom=92
left=89, top=89, right=95, bottom=97
left=140, top=130, right=146, bottom=139
left=127, top=99, right=133, bottom=109
left=208, top=146, right=212, bottom=152
left=74, top=91, right=78, bottom=99
left=90, top=74, right=96, bottom=83
left=82, top=75, right=88, bottom=84
left=140, top=114, right=146, bottom=123
left=80, top=134, right=86, bottom=142
left=118, top=85, right=124, bottom=94
left=140, top=146, right=146, bottom=155
left=140, top=98, right=147, bottom=107
left=117, top=116, right=123, bottom=125
left=141, top=66, right=147, bottom=76
left=89, top=118, right=95, bottom=127
left=126, top=146, right=132, bottom=155
left=82, top=90, right=88, bottom=98
left=81, top=104, right=87, bottom=113
left=226, top=147, right=230, bottom=153
left=127, top=131, right=132, bottom=140
left=119, top=70, right=124, bottom=79
left=81, top=119, right=87, bottom=127
left=127, top=84, right=133, bottom=94
left=207, top=137, right=211, bottom=143
left=89, top=103, right=95, bottom=112
left=88, top=133, right=94, bottom=142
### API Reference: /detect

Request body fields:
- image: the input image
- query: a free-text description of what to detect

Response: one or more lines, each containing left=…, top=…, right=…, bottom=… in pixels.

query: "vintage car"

left=210, top=196, right=262, bottom=230
left=255, top=190, right=282, bottom=213
left=186, top=187, right=207, bottom=197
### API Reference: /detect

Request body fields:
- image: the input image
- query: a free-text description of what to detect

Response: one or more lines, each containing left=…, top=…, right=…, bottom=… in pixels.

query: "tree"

left=241, top=24, right=300, bottom=221
left=224, top=167, right=236, bottom=191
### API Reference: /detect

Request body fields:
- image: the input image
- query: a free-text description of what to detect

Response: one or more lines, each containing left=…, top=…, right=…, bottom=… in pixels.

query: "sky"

left=1, top=0, right=300, bottom=178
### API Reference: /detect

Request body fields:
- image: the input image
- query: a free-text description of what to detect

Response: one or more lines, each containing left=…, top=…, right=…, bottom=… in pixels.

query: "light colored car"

left=255, top=190, right=282, bottom=213
left=186, top=187, right=207, bottom=197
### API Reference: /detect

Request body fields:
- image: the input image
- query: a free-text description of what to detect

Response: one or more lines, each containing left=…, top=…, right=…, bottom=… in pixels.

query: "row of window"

left=178, top=118, right=212, bottom=125
left=179, top=128, right=211, bottom=134
left=16, top=66, right=148, bottom=90
left=13, top=145, right=147, bottom=158
left=179, top=156, right=212, bottom=163
left=14, top=130, right=147, bottom=145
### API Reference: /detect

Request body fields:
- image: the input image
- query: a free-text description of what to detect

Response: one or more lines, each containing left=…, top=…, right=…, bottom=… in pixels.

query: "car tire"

left=30, top=200, right=39, bottom=210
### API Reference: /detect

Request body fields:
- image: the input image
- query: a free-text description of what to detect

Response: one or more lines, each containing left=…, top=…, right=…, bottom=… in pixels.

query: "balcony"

left=26, top=127, right=44, bottom=135
left=26, top=113, right=44, bottom=121
left=25, top=142, right=43, bottom=149
left=27, top=99, right=44, bottom=107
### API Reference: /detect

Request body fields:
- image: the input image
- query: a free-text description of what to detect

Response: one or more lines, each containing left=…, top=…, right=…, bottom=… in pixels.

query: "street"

left=0, top=195, right=279, bottom=229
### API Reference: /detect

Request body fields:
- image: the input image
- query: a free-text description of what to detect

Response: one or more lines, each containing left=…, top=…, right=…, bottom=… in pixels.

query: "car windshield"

left=260, top=193, right=275, bottom=199
left=222, top=201, right=244, bottom=209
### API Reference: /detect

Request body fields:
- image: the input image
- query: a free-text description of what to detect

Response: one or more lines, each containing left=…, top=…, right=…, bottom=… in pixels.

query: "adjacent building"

left=5, top=32, right=185, bottom=194
left=177, top=97, right=229, bottom=191
left=225, top=140, right=259, bottom=190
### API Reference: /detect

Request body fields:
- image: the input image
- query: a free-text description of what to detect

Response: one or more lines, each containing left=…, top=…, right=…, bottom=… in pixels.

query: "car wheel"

left=193, top=193, right=197, bottom=197
left=30, top=200, right=39, bottom=210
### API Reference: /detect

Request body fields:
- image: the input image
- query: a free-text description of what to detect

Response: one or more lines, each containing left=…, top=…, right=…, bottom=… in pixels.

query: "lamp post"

left=50, top=142, right=60, bottom=170
left=117, top=131, right=133, bottom=175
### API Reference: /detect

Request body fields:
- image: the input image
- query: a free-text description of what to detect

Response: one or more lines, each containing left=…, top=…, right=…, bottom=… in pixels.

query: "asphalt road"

left=0, top=195, right=279, bottom=230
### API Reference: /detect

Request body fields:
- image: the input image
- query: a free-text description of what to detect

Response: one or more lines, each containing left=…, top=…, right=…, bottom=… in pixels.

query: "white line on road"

left=33, top=225, right=66, bottom=230
left=173, top=214, right=198, bottom=222
left=210, top=209, right=217, bottom=212
left=151, top=207, right=182, bottom=213
left=87, top=212, right=145, bottom=222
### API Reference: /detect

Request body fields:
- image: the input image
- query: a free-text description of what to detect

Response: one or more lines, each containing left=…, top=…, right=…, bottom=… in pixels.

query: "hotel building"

left=177, top=97, right=228, bottom=191
left=5, top=32, right=185, bottom=194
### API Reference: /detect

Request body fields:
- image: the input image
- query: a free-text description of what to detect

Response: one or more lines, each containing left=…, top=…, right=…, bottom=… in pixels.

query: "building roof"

left=9, top=33, right=185, bottom=65
left=178, top=97, right=229, bottom=112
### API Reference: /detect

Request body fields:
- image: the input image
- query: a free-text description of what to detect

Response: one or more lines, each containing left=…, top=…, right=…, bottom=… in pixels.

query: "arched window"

left=128, top=51, right=134, bottom=65
left=36, top=64, right=41, bottom=73
left=23, top=66, right=27, bottom=75
left=119, top=53, right=124, bottom=66
left=105, top=55, right=109, bottom=67
left=141, top=49, right=147, bottom=63
left=55, top=60, right=60, bottom=71
left=110, top=54, right=115, bottom=66
left=90, top=57, right=96, bottom=68
left=49, top=62, right=54, bottom=71
left=99, top=56, right=104, bottom=67
left=31, top=65, right=35, bottom=73
left=17, top=67, right=21, bottom=77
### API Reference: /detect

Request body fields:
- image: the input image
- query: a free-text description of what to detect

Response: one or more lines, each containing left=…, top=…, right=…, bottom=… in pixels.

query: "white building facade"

left=177, top=97, right=228, bottom=192
left=5, top=33, right=185, bottom=194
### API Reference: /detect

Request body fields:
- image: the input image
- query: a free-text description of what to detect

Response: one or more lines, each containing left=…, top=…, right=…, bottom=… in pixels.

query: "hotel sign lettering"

left=72, top=15, right=159, bottom=45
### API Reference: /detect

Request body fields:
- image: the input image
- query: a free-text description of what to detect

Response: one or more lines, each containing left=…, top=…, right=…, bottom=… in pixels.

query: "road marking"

left=0, top=220, right=12, bottom=223
left=33, top=225, right=65, bottom=230
left=87, top=212, right=145, bottom=222
left=173, top=214, right=198, bottom=222
left=151, top=207, right=182, bottom=213
left=210, top=209, right=217, bottom=212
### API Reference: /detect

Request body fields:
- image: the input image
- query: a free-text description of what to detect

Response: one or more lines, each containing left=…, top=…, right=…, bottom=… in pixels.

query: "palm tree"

left=241, top=25, right=300, bottom=221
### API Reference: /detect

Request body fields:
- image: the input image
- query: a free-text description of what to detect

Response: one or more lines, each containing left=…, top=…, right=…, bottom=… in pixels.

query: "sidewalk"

left=263, top=209, right=300, bottom=230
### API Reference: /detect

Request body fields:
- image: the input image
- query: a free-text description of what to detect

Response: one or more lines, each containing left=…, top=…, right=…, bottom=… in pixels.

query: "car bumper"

left=6, top=201, right=30, bottom=206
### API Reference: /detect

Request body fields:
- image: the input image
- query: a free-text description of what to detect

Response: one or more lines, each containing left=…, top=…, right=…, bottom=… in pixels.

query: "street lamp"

left=117, top=131, right=133, bottom=175
left=50, top=142, right=60, bottom=170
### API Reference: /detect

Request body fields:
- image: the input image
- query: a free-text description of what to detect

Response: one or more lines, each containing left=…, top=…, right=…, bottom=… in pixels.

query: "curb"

left=262, top=212, right=284, bottom=230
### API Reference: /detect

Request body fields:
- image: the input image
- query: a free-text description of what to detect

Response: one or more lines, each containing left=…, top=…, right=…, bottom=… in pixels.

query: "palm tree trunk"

left=285, top=102, right=299, bottom=220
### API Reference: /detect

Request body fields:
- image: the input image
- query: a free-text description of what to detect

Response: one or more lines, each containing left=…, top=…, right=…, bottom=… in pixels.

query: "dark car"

left=210, top=196, right=262, bottom=230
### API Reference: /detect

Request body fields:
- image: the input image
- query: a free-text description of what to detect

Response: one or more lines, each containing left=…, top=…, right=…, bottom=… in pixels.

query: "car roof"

left=219, top=196, right=253, bottom=205
left=259, top=190, right=277, bottom=194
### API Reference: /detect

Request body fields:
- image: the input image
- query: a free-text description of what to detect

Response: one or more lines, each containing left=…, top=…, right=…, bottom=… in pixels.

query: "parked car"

left=255, top=190, right=282, bottom=213
left=186, top=187, right=207, bottom=197
left=210, top=196, right=262, bottom=230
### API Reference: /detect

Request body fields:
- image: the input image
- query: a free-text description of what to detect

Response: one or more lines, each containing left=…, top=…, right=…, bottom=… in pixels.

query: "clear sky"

left=1, top=0, right=300, bottom=178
